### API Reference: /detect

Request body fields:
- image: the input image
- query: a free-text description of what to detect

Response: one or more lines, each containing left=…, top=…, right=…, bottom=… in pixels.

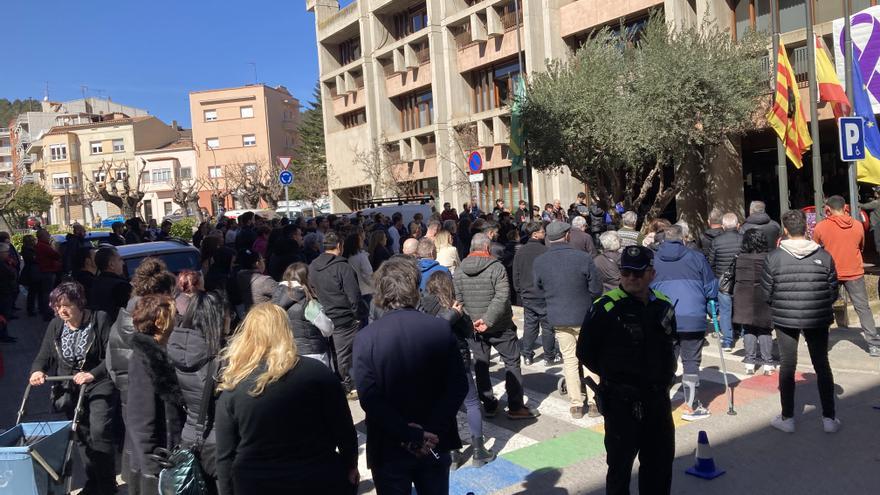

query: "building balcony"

left=386, top=61, right=432, bottom=98
left=317, top=1, right=359, bottom=40
left=457, top=25, right=521, bottom=73
left=50, top=183, right=80, bottom=194
left=559, top=0, right=662, bottom=38
left=332, top=88, right=367, bottom=116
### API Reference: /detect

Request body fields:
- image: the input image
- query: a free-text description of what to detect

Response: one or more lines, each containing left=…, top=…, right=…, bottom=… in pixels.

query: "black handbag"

left=154, top=359, right=216, bottom=495
left=719, top=256, right=738, bottom=295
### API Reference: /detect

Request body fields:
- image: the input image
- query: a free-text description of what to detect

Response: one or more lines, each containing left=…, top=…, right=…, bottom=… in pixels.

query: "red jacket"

left=812, top=214, right=864, bottom=280
left=35, top=240, right=62, bottom=273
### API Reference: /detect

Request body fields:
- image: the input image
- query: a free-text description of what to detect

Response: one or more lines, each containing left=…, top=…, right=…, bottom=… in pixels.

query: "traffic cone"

left=685, top=430, right=725, bottom=480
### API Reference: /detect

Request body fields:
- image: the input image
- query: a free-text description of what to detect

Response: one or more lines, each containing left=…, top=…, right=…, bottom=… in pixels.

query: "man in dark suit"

left=353, top=255, right=467, bottom=494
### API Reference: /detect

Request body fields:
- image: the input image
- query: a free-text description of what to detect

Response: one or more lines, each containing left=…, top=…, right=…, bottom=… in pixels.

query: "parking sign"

left=839, top=116, right=865, bottom=162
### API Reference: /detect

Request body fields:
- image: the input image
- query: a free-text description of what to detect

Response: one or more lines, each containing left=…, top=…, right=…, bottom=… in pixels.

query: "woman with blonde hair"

left=434, top=229, right=460, bottom=274
left=215, top=303, right=358, bottom=495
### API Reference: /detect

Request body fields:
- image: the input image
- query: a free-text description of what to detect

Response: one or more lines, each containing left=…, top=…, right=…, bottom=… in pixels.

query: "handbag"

left=305, top=299, right=335, bottom=338
left=719, top=256, right=737, bottom=295
left=155, top=359, right=216, bottom=495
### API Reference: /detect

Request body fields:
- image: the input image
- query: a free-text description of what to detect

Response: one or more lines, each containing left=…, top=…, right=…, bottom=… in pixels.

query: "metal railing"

left=454, top=25, right=473, bottom=49
left=792, top=45, right=808, bottom=85
left=416, top=43, right=430, bottom=64
left=500, top=6, right=523, bottom=30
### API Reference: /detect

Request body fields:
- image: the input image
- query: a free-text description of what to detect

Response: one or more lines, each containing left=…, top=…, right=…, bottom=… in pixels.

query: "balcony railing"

left=453, top=26, right=473, bottom=49
left=51, top=183, right=80, bottom=192
left=415, top=43, right=430, bottom=64
left=422, top=141, right=436, bottom=157
left=791, top=46, right=808, bottom=85
left=499, top=6, right=523, bottom=30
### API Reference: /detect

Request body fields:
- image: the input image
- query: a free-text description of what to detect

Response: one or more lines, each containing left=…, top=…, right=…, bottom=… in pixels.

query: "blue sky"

left=3, top=0, right=322, bottom=127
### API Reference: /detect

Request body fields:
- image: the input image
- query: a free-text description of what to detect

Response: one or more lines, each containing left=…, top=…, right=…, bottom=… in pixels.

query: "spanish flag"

left=814, top=35, right=851, bottom=118
left=767, top=42, right=812, bottom=169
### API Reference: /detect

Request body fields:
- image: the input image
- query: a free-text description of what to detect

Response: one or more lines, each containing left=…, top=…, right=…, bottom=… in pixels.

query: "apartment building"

left=135, top=133, right=199, bottom=222
left=0, top=128, right=11, bottom=184
left=189, top=84, right=301, bottom=214
left=30, top=115, right=180, bottom=226
left=308, top=0, right=865, bottom=217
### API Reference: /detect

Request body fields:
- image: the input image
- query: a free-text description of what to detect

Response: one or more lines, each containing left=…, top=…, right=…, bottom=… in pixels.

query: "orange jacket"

left=812, top=214, right=864, bottom=280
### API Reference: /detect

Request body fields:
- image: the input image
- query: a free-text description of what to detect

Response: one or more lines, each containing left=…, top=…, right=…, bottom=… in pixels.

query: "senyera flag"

left=766, top=42, right=812, bottom=169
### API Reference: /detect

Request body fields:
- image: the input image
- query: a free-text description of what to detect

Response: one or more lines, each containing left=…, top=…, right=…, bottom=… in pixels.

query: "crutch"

left=708, top=300, right=736, bottom=415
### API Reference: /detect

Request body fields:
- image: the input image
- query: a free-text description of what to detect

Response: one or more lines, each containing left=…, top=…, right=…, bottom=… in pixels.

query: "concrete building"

left=135, top=133, right=199, bottom=223
left=306, top=0, right=869, bottom=220
left=29, top=114, right=180, bottom=226
left=188, top=84, right=301, bottom=214
left=0, top=127, right=11, bottom=184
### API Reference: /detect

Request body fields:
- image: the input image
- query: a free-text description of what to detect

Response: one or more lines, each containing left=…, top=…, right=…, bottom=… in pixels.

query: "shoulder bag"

left=719, top=256, right=738, bottom=295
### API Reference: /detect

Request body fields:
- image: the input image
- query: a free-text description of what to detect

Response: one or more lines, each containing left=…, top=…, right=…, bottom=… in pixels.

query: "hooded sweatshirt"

left=418, top=258, right=450, bottom=290
left=308, top=253, right=361, bottom=328
left=651, top=241, right=719, bottom=332
left=812, top=214, right=865, bottom=280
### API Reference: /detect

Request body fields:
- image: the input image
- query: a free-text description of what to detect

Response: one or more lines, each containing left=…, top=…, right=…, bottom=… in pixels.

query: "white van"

left=355, top=203, right=433, bottom=226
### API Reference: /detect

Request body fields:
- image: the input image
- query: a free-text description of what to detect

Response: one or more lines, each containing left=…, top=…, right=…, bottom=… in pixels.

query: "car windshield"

left=123, top=251, right=201, bottom=279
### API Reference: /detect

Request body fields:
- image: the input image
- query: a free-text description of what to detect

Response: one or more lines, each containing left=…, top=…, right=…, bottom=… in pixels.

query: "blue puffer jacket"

left=651, top=241, right=718, bottom=332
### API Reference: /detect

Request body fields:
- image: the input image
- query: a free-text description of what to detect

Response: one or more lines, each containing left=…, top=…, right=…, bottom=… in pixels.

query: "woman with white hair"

left=593, top=231, right=621, bottom=292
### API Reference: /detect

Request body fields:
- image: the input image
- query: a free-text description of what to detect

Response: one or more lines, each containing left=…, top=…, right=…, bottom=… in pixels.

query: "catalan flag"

left=814, top=35, right=851, bottom=118
left=766, top=42, right=812, bottom=169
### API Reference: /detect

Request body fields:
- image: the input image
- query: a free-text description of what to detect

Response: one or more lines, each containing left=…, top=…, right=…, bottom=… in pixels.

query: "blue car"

left=100, top=215, right=125, bottom=229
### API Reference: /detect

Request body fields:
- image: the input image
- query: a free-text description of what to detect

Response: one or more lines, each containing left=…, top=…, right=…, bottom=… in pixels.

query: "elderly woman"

left=593, top=231, right=622, bottom=292
left=29, top=281, right=117, bottom=495
left=216, top=303, right=358, bottom=494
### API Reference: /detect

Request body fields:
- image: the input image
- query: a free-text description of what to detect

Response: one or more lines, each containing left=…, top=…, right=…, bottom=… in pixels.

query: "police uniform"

left=577, top=246, right=679, bottom=495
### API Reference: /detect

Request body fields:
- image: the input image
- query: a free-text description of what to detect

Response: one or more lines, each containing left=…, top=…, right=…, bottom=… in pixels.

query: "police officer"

left=577, top=245, right=678, bottom=495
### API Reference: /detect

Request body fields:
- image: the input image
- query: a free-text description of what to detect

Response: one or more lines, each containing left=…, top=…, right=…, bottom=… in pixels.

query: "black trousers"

left=776, top=326, right=836, bottom=419
left=76, top=385, right=118, bottom=495
left=372, top=452, right=451, bottom=495
left=470, top=327, right=524, bottom=410
left=603, top=391, right=674, bottom=495
left=332, top=320, right=360, bottom=393
left=520, top=299, right=557, bottom=361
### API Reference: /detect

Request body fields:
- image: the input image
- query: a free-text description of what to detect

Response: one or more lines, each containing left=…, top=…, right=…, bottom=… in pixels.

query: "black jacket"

left=167, top=327, right=218, bottom=449
left=533, top=243, right=603, bottom=327
left=741, top=213, right=782, bottom=248
left=308, top=253, right=361, bottom=328
left=732, top=253, right=772, bottom=329
left=88, top=272, right=132, bottom=322
left=20, top=244, right=39, bottom=287
left=708, top=230, right=743, bottom=279
left=234, top=226, right=257, bottom=253
left=588, top=205, right=606, bottom=234
left=272, top=283, right=329, bottom=355
left=700, top=227, right=724, bottom=257
left=267, top=239, right=305, bottom=281
left=353, top=309, right=467, bottom=468
left=511, top=239, right=547, bottom=302
left=106, top=298, right=138, bottom=401
left=761, top=240, right=839, bottom=329
left=31, top=309, right=113, bottom=384
left=127, top=332, right=186, bottom=475
left=215, top=358, right=358, bottom=495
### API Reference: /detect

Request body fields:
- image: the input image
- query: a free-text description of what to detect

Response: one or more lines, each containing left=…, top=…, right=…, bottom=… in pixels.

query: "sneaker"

left=722, top=346, right=734, bottom=353
left=570, top=406, right=584, bottom=419
left=869, top=346, right=880, bottom=358
left=483, top=401, right=499, bottom=418
left=506, top=407, right=540, bottom=420
left=762, top=364, right=775, bottom=376
left=771, top=415, right=795, bottom=433
left=681, top=404, right=711, bottom=421
left=544, top=355, right=562, bottom=366
left=346, top=390, right=359, bottom=401
left=822, top=417, right=841, bottom=433
left=523, top=356, right=534, bottom=366
left=745, top=364, right=756, bottom=375
left=587, top=404, right=601, bottom=418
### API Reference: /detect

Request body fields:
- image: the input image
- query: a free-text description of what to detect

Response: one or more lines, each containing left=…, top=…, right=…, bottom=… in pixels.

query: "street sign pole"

left=285, top=185, right=290, bottom=219
left=278, top=157, right=293, bottom=219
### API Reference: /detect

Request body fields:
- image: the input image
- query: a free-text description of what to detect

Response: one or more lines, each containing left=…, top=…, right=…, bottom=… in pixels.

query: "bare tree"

left=355, top=138, right=419, bottom=198
left=437, top=124, right=482, bottom=196
left=202, top=173, right=232, bottom=215
left=171, top=174, right=204, bottom=222
left=84, top=158, right=148, bottom=219
left=224, top=161, right=262, bottom=209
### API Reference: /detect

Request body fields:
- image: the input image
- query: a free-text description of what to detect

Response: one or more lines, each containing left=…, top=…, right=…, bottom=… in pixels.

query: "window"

left=93, top=171, right=107, bottom=183
left=207, top=138, right=220, bottom=150
left=164, top=202, right=173, bottom=216
left=151, top=168, right=172, bottom=183
left=472, top=59, right=521, bottom=112
left=115, top=169, right=128, bottom=181
left=240, top=106, right=254, bottom=118
left=90, top=141, right=103, bottom=154
left=209, top=166, right=222, bottom=178
left=179, top=167, right=192, bottom=180
left=392, top=4, right=428, bottom=39
left=243, top=134, right=256, bottom=147
left=245, top=163, right=258, bottom=174
left=51, top=174, right=76, bottom=190
left=112, top=139, right=125, bottom=152
left=204, top=110, right=218, bottom=122
left=399, top=91, right=432, bottom=131
left=141, top=171, right=150, bottom=184
left=339, top=37, right=361, bottom=65
left=341, top=110, right=367, bottom=128
left=49, top=144, right=67, bottom=161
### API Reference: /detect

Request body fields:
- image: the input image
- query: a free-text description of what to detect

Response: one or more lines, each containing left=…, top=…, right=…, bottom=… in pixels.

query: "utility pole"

left=843, top=0, right=860, bottom=219
left=771, top=0, right=789, bottom=218
left=805, top=0, right=824, bottom=217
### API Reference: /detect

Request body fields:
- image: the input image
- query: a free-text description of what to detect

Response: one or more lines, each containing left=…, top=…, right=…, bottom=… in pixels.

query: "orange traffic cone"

left=685, top=430, right=725, bottom=480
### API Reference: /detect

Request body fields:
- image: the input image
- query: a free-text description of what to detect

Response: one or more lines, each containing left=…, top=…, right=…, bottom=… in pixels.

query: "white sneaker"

left=823, top=417, right=841, bottom=433
left=682, top=405, right=711, bottom=421
left=771, top=415, right=795, bottom=433
left=762, top=365, right=775, bottom=376
left=745, top=364, right=756, bottom=375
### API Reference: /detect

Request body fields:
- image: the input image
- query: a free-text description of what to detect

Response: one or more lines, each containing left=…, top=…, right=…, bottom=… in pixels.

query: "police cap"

left=620, top=245, right=653, bottom=271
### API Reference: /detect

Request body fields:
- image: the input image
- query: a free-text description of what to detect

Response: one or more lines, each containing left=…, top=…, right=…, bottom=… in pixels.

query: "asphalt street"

left=1, top=298, right=878, bottom=494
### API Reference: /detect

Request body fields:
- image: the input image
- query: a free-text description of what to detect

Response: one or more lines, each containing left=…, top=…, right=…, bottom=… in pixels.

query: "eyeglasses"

left=620, top=269, right=647, bottom=279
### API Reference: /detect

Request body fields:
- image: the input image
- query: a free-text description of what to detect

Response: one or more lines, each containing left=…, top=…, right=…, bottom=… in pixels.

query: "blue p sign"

left=839, top=116, right=865, bottom=162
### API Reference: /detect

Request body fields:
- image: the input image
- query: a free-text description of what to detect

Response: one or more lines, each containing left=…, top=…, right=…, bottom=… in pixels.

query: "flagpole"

left=771, top=0, right=790, bottom=217
left=512, top=0, right=533, bottom=210
left=844, top=0, right=860, bottom=219
left=805, top=0, right=825, bottom=217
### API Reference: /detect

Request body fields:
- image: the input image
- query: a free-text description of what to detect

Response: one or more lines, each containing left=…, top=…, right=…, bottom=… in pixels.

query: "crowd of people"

left=3, top=190, right=876, bottom=494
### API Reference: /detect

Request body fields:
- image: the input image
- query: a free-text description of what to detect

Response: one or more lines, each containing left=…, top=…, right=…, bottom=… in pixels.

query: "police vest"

left=595, top=288, right=672, bottom=313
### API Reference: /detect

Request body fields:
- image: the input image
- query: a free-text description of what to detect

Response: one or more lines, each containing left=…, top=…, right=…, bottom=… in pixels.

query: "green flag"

left=509, top=76, right=526, bottom=173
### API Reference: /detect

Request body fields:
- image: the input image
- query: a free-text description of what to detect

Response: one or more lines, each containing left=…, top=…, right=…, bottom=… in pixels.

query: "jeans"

left=742, top=326, right=774, bottom=365
left=470, top=327, right=525, bottom=411
left=462, top=365, right=483, bottom=440
left=776, top=327, right=836, bottom=419
left=372, top=452, right=451, bottom=495
left=520, top=299, right=557, bottom=361
left=717, top=293, right=737, bottom=347
left=556, top=326, right=599, bottom=407
left=331, top=320, right=360, bottom=393
left=841, top=278, right=880, bottom=347
left=675, top=331, right=705, bottom=375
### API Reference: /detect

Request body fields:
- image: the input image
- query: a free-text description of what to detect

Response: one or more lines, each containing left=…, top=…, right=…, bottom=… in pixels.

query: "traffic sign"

left=278, top=156, right=292, bottom=170
left=839, top=117, right=865, bottom=162
left=468, top=151, right=483, bottom=174
left=469, top=173, right=484, bottom=183
left=279, top=170, right=293, bottom=185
